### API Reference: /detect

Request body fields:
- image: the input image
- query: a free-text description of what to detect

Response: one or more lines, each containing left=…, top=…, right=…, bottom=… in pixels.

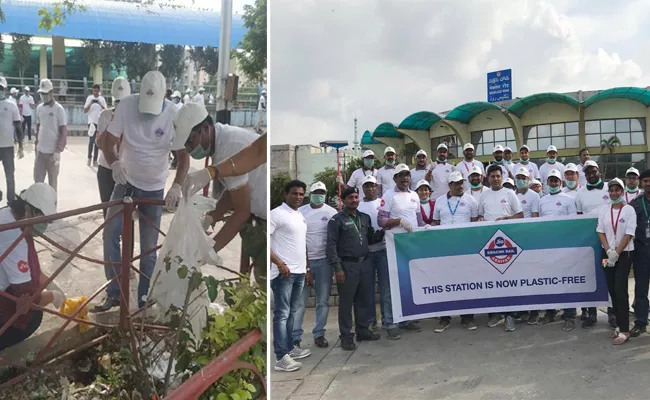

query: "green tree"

left=11, top=34, right=32, bottom=85
left=36, top=0, right=86, bottom=31
left=600, top=136, right=621, bottom=179
left=158, top=45, right=186, bottom=85
left=189, top=46, right=219, bottom=76
left=313, top=167, right=338, bottom=201
left=270, top=172, right=291, bottom=209
left=236, top=0, right=267, bottom=82
left=121, top=42, right=157, bottom=80
left=81, top=39, right=114, bottom=82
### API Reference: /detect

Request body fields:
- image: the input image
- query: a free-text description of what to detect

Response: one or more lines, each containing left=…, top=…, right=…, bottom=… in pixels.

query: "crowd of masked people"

left=270, top=141, right=650, bottom=372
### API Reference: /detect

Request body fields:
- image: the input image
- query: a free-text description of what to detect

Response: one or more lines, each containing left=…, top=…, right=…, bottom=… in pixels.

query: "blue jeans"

left=271, top=273, right=305, bottom=360
left=292, top=258, right=333, bottom=342
left=103, top=183, right=163, bottom=307
left=367, top=248, right=395, bottom=328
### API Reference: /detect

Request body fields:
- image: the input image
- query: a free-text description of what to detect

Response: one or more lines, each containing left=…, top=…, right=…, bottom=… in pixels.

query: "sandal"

left=613, top=332, right=630, bottom=345
left=610, top=328, right=620, bottom=339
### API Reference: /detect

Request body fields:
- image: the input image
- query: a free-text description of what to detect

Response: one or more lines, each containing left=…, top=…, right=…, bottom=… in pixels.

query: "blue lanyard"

left=447, top=198, right=461, bottom=216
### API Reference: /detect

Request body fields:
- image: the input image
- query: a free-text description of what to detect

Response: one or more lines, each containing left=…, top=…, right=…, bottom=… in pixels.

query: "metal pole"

left=216, top=0, right=233, bottom=123
left=120, top=199, right=134, bottom=329
left=337, top=149, right=342, bottom=211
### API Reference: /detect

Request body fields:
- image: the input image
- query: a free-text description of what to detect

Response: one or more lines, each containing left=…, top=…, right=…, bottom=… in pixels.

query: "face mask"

left=470, top=182, right=482, bottom=189
left=190, top=144, right=210, bottom=160
left=626, top=186, right=638, bottom=193
left=420, top=198, right=429, bottom=204
left=436, top=157, right=446, bottom=163
left=173, top=98, right=180, bottom=104
left=494, top=158, right=502, bottom=164
left=520, top=156, right=529, bottom=162
left=587, top=178, right=602, bottom=187
left=386, top=160, right=395, bottom=166
left=547, top=157, right=556, bottom=163
left=310, top=194, right=326, bottom=206
left=42, top=93, right=52, bottom=103
left=505, top=160, right=512, bottom=165
left=565, top=180, right=577, bottom=189
left=515, top=179, right=528, bottom=190
left=363, top=159, right=374, bottom=168
left=538, top=191, right=544, bottom=198
left=549, top=186, right=561, bottom=194
left=0, top=92, right=6, bottom=101
left=611, top=195, right=625, bottom=204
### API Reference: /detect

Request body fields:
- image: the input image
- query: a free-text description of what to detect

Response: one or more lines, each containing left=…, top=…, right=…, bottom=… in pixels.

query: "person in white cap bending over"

left=192, top=87, right=205, bottom=105
left=18, top=86, right=35, bottom=142
left=539, top=145, right=565, bottom=194
left=94, top=71, right=189, bottom=312
left=577, top=148, right=590, bottom=187
left=339, top=150, right=377, bottom=191
left=414, top=179, right=434, bottom=226
left=34, top=79, right=67, bottom=192
left=431, top=171, right=479, bottom=332
left=376, top=146, right=397, bottom=196
left=410, top=149, right=430, bottom=190
left=468, top=165, right=488, bottom=204
left=377, top=163, right=423, bottom=333
left=536, top=169, right=578, bottom=331
left=457, top=143, right=485, bottom=191
left=425, top=143, right=455, bottom=201
left=513, top=145, right=540, bottom=181
left=575, top=159, right=609, bottom=328
left=489, top=145, right=514, bottom=180
left=624, top=167, right=643, bottom=204
left=477, top=164, right=523, bottom=332
left=0, top=77, right=24, bottom=202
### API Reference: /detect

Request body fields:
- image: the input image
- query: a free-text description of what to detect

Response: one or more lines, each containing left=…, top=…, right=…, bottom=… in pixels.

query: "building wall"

left=296, top=148, right=355, bottom=186
left=468, top=109, right=511, bottom=132
left=271, top=144, right=296, bottom=179
left=520, top=103, right=578, bottom=125
left=584, top=99, right=646, bottom=120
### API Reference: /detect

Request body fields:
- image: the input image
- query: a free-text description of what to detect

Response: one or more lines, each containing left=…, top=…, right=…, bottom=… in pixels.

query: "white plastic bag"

left=87, top=123, right=96, bottom=137
left=150, top=197, right=215, bottom=338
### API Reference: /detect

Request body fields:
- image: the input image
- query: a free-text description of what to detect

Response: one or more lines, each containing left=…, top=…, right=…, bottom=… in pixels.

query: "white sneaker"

left=289, top=345, right=311, bottom=360
left=274, top=354, right=302, bottom=372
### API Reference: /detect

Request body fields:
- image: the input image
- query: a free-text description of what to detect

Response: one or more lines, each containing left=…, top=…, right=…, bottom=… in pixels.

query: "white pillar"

left=39, top=46, right=47, bottom=79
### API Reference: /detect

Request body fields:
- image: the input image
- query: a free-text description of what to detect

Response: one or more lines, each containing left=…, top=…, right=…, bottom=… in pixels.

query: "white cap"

left=547, top=145, right=558, bottom=153
left=111, top=77, right=131, bottom=101
left=10, top=88, right=17, bottom=94
left=547, top=169, right=562, bottom=180
left=199, top=87, right=205, bottom=92
left=520, top=144, right=530, bottom=151
left=415, top=179, right=430, bottom=189
left=529, top=179, right=542, bottom=188
left=609, top=178, right=624, bottom=189
left=493, top=144, right=504, bottom=153
left=309, top=181, right=327, bottom=192
left=583, top=160, right=599, bottom=171
left=172, top=90, right=182, bottom=99
left=139, top=71, right=166, bottom=115
left=437, top=143, right=448, bottom=151
left=362, top=149, right=375, bottom=158
left=38, top=79, right=53, bottom=93
left=20, top=183, right=57, bottom=216
left=565, top=163, right=579, bottom=173
left=503, top=178, right=515, bottom=186
left=24, top=86, right=30, bottom=91
left=415, top=149, right=427, bottom=157
left=626, top=167, right=640, bottom=177
left=186, top=88, right=191, bottom=93
left=362, top=175, right=377, bottom=185
left=0, top=77, right=7, bottom=88
left=262, top=89, right=267, bottom=94
left=463, top=143, right=474, bottom=151
left=515, top=167, right=529, bottom=177
left=172, top=103, right=209, bottom=148
left=392, top=163, right=410, bottom=176
left=384, top=146, right=396, bottom=155
left=448, top=171, right=465, bottom=183
left=469, top=165, right=482, bottom=176
left=504, top=146, right=512, bottom=153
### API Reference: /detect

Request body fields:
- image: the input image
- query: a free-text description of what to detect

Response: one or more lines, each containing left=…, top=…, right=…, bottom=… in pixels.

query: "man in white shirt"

left=431, top=171, right=479, bottom=332
left=562, top=163, right=582, bottom=198
left=270, top=180, right=311, bottom=372
left=503, top=146, right=515, bottom=171
left=19, top=86, right=35, bottom=142
left=529, top=179, right=543, bottom=197
left=256, top=89, right=266, bottom=133
left=489, top=145, right=514, bottom=180
left=293, top=182, right=337, bottom=349
left=410, top=149, right=430, bottom=190
left=539, top=145, right=566, bottom=194
left=624, top=167, right=643, bottom=204
left=512, top=145, right=540, bottom=181
left=0, top=77, right=23, bottom=202
left=171, top=91, right=183, bottom=110
left=34, top=79, right=67, bottom=192
left=514, top=167, right=540, bottom=219
left=84, top=84, right=108, bottom=166
left=183, top=89, right=191, bottom=104
left=457, top=143, right=485, bottom=191
left=8, top=88, right=18, bottom=106
left=376, top=146, right=397, bottom=196
left=577, top=148, right=590, bottom=187
left=468, top=165, right=488, bottom=204
left=95, top=71, right=189, bottom=313
left=478, top=164, right=523, bottom=332
left=340, top=149, right=378, bottom=191
left=192, top=87, right=205, bottom=105
left=537, top=169, right=578, bottom=331
left=426, top=143, right=455, bottom=200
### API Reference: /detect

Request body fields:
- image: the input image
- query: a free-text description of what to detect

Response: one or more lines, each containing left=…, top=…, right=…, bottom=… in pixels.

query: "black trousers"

left=87, top=124, right=99, bottom=161
left=0, top=311, right=42, bottom=351
left=22, top=115, right=31, bottom=140
left=337, top=259, right=371, bottom=339
left=605, top=252, right=632, bottom=332
left=633, top=245, right=650, bottom=327
left=97, top=165, right=115, bottom=219
left=0, top=147, right=15, bottom=202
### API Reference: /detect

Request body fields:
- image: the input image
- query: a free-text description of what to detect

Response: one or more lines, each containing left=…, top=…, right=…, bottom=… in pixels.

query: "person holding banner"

left=468, top=165, right=488, bottom=204
left=376, top=147, right=397, bottom=197
left=537, top=169, right=579, bottom=331
left=597, top=178, right=636, bottom=344
left=627, top=169, right=650, bottom=337
left=478, top=164, right=523, bottom=331
left=562, top=163, right=583, bottom=198
left=431, top=171, right=479, bottom=332
left=415, top=180, right=435, bottom=226
left=624, top=167, right=642, bottom=204
left=410, top=150, right=431, bottom=190
left=426, top=144, right=455, bottom=201
left=539, top=146, right=566, bottom=195
left=327, top=186, right=384, bottom=350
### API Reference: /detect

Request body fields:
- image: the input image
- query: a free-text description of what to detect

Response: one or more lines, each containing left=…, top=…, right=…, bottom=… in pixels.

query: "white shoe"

left=289, top=345, right=311, bottom=360
left=274, top=354, right=302, bottom=372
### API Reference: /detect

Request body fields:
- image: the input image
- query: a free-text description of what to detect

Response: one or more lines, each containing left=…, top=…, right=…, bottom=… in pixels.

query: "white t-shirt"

left=379, top=188, right=420, bottom=229
left=107, top=95, right=181, bottom=191
left=624, top=188, right=643, bottom=204
left=35, top=101, right=67, bottom=154
left=478, top=187, right=523, bottom=221
left=433, top=193, right=478, bottom=225
left=299, top=203, right=337, bottom=260
left=516, top=189, right=540, bottom=218
left=539, top=193, right=577, bottom=217
left=577, top=163, right=588, bottom=187
left=562, top=185, right=583, bottom=199
left=376, top=165, right=397, bottom=194
left=7, top=96, right=17, bottom=107
left=347, top=168, right=378, bottom=191
left=269, top=203, right=307, bottom=280
left=469, top=186, right=488, bottom=206
left=575, top=183, right=609, bottom=216
left=174, top=101, right=183, bottom=110
left=457, top=160, right=485, bottom=190
left=258, top=95, right=266, bottom=110
left=84, top=95, right=107, bottom=125
left=183, top=94, right=191, bottom=104
left=357, top=198, right=385, bottom=251
left=539, top=162, right=566, bottom=194
left=410, top=167, right=431, bottom=190
left=0, top=208, right=31, bottom=291
left=192, top=93, right=205, bottom=104
left=512, top=161, right=540, bottom=180
left=597, top=204, right=636, bottom=252
left=429, top=161, right=455, bottom=200
left=0, top=99, right=21, bottom=148
left=19, top=94, right=34, bottom=117
left=97, top=108, right=117, bottom=169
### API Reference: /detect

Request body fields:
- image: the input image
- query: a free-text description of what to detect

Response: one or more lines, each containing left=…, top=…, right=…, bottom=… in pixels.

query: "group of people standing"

left=271, top=141, right=650, bottom=372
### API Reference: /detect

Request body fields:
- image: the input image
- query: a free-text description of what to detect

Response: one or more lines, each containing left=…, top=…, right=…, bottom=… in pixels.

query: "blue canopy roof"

left=0, top=0, right=247, bottom=47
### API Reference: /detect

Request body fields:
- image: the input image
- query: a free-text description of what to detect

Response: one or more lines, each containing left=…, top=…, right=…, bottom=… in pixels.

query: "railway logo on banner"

left=480, top=229, right=522, bottom=274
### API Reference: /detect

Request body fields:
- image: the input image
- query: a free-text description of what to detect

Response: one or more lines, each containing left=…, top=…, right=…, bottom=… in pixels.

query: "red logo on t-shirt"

left=500, top=199, right=507, bottom=203
left=556, top=202, right=562, bottom=206
left=522, top=200, right=527, bottom=204
left=603, top=195, right=608, bottom=200
left=620, top=218, right=626, bottom=223
left=17, top=260, right=28, bottom=273
left=380, top=199, right=385, bottom=207
left=460, top=202, right=465, bottom=206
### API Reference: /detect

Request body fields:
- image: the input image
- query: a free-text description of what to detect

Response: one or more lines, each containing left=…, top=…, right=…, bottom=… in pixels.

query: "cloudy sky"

left=269, top=0, right=650, bottom=145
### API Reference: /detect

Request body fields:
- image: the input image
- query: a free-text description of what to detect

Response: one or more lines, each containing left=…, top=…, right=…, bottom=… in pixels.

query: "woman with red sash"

left=415, top=179, right=435, bottom=226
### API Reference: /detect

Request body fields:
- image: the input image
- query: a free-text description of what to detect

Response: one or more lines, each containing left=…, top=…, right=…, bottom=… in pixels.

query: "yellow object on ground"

left=59, top=296, right=90, bottom=332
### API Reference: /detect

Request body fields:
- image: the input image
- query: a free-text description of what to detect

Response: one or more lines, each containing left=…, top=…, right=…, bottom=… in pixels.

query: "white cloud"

left=269, top=0, right=650, bottom=145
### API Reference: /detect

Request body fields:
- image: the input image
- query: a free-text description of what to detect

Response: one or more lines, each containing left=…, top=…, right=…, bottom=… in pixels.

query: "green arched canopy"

left=584, top=87, right=650, bottom=108
left=444, top=101, right=503, bottom=124
left=361, top=130, right=381, bottom=144
left=372, top=122, right=402, bottom=138
left=508, top=93, right=580, bottom=117
left=398, top=111, right=442, bottom=131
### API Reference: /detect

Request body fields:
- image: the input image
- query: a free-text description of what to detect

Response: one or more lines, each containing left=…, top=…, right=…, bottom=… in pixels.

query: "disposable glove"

left=400, top=219, right=413, bottom=233
left=182, top=168, right=212, bottom=198
left=164, top=183, right=182, bottom=212
left=111, top=160, right=128, bottom=185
